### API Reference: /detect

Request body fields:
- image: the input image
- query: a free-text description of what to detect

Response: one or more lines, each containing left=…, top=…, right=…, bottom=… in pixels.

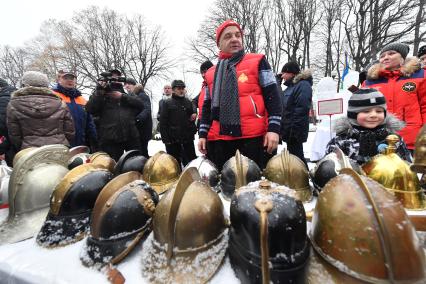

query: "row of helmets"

left=0, top=126, right=425, bottom=284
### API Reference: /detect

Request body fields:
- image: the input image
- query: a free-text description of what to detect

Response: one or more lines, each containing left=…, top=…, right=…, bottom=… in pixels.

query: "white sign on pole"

left=317, top=98, right=343, bottom=116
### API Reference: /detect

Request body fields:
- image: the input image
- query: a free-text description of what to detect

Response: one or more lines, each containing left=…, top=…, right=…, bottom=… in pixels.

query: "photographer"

left=86, top=72, right=144, bottom=161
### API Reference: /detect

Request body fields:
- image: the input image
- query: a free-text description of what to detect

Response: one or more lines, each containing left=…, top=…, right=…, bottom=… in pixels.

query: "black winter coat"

left=160, top=94, right=197, bottom=144
left=281, top=70, right=313, bottom=143
left=0, top=85, right=15, bottom=137
left=86, top=90, right=144, bottom=144
left=134, top=85, right=153, bottom=140
left=0, top=85, right=16, bottom=165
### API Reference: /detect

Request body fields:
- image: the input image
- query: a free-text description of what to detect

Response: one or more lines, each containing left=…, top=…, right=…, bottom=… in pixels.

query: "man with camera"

left=85, top=72, right=144, bottom=161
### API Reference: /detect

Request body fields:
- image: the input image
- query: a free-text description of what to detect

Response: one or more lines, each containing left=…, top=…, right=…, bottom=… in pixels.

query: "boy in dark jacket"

left=160, top=80, right=197, bottom=167
left=325, top=88, right=411, bottom=165
left=280, top=61, right=313, bottom=168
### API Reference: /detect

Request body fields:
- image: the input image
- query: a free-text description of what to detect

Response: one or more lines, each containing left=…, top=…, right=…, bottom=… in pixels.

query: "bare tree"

left=18, top=6, right=174, bottom=91
left=187, top=0, right=268, bottom=65
left=125, top=15, right=175, bottom=86
left=0, top=46, right=30, bottom=87
left=342, top=0, right=419, bottom=70
left=412, top=0, right=426, bottom=55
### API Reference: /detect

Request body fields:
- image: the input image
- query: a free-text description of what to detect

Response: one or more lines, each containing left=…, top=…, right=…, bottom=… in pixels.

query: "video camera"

left=97, top=71, right=126, bottom=93
left=98, top=71, right=126, bottom=83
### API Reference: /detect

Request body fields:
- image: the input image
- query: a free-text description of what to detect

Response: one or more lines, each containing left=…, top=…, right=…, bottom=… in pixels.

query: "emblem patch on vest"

left=238, top=73, right=248, bottom=83
left=402, top=82, right=416, bottom=92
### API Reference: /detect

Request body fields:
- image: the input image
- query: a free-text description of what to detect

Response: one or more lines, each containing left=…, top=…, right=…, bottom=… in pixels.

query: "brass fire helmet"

left=89, top=151, right=116, bottom=173
left=229, top=180, right=310, bottom=284
left=67, top=145, right=91, bottom=170
left=36, top=164, right=113, bottom=247
left=142, top=151, right=181, bottom=194
left=411, top=124, right=426, bottom=174
left=263, top=149, right=312, bottom=202
left=183, top=155, right=220, bottom=190
left=141, top=167, right=228, bottom=284
left=363, top=134, right=426, bottom=210
left=310, top=147, right=362, bottom=191
left=80, top=171, right=159, bottom=268
left=220, top=150, right=262, bottom=200
left=307, top=168, right=426, bottom=283
left=0, top=145, right=69, bottom=245
left=113, top=149, right=148, bottom=176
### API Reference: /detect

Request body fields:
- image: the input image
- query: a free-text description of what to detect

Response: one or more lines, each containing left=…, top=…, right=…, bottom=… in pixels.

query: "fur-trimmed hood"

left=367, top=57, right=421, bottom=80
left=12, top=86, right=57, bottom=98
left=334, top=113, right=405, bottom=134
left=10, top=86, right=64, bottom=119
left=293, top=69, right=313, bottom=84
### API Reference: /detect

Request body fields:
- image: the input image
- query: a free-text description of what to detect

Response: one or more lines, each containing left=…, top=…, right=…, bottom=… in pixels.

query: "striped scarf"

left=211, top=50, right=245, bottom=137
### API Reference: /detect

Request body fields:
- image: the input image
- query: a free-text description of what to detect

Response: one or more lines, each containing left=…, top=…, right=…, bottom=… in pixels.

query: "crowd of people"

left=0, top=20, right=424, bottom=171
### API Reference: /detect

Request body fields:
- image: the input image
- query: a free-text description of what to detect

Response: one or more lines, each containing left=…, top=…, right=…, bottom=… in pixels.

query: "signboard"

left=317, top=98, right=343, bottom=116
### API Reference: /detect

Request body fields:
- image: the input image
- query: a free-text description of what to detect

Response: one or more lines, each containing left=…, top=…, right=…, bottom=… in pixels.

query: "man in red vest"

left=198, top=20, right=282, bottom=170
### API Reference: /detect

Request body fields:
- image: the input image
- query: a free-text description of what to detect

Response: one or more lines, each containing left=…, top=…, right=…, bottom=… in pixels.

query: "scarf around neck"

left=352, top=125, right=389, bottom=157
left=211, top=49, right=245, bottom=137
left=54, top=84, right=81, bottom=98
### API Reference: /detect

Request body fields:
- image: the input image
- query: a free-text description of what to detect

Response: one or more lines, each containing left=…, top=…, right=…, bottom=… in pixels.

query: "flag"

left=340, top=52, right=349, bottom=89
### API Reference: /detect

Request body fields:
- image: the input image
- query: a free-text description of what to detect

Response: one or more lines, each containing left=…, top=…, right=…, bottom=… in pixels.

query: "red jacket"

left=363, top=58, right=426, bottom=149
left=197, top=82, right=208, bottom=121
left=204, top=53, right=267, bottom=141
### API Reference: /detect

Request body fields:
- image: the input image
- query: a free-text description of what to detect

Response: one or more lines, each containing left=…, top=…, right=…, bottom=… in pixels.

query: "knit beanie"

left=171, top=80, right=186, bottom=89
left=21, top=71, right=49, bottom=88
left=216, top=20, right=243, bottom=46
left=200, top=60, right=213, bottom=73
left=380, top=43, right=410, bottom=59
left=418, top=45, right=426, bottom=58
left=347, top=88, right=387, bottom=126
left=281, top=61, right=300, bottom=74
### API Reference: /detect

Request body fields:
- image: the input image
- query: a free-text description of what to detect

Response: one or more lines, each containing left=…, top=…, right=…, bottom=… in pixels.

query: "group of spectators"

left=0, top=19, right=424, bottom=171
left=0, top=69, right=153, bottom=164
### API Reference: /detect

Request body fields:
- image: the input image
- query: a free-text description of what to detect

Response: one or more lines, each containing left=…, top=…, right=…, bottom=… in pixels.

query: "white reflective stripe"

left=259, top=70, right=276, bottom=87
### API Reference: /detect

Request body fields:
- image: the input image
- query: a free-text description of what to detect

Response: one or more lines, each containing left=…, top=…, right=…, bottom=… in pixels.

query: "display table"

left=0, top=236, right=240, bottom=284
left=0, top=196, right=318, bottom=284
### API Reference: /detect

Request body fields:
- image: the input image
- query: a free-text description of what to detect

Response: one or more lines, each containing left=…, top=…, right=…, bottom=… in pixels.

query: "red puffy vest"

left=205, top=53, right=267, bottom=141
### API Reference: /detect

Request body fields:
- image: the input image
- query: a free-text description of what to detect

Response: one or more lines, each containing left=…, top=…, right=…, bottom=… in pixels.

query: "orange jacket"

left=363, top=58, right=426, bottom=149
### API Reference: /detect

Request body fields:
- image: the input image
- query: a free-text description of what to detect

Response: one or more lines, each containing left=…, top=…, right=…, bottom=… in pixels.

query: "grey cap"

left=380, top=43, right=410, bottom=59
left=21, top=71, right=49, bottom=88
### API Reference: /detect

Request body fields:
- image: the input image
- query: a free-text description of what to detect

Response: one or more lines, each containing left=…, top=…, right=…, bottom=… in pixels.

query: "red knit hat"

left=216, top=20, right=243, bottom=46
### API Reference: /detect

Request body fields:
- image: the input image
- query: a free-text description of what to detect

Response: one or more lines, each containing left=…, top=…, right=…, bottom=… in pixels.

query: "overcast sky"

left=0, top=0, right=216, bottom=98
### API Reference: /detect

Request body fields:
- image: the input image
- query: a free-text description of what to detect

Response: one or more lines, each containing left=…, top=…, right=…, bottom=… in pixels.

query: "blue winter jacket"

left=280, top=70, right=313, bottom=143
